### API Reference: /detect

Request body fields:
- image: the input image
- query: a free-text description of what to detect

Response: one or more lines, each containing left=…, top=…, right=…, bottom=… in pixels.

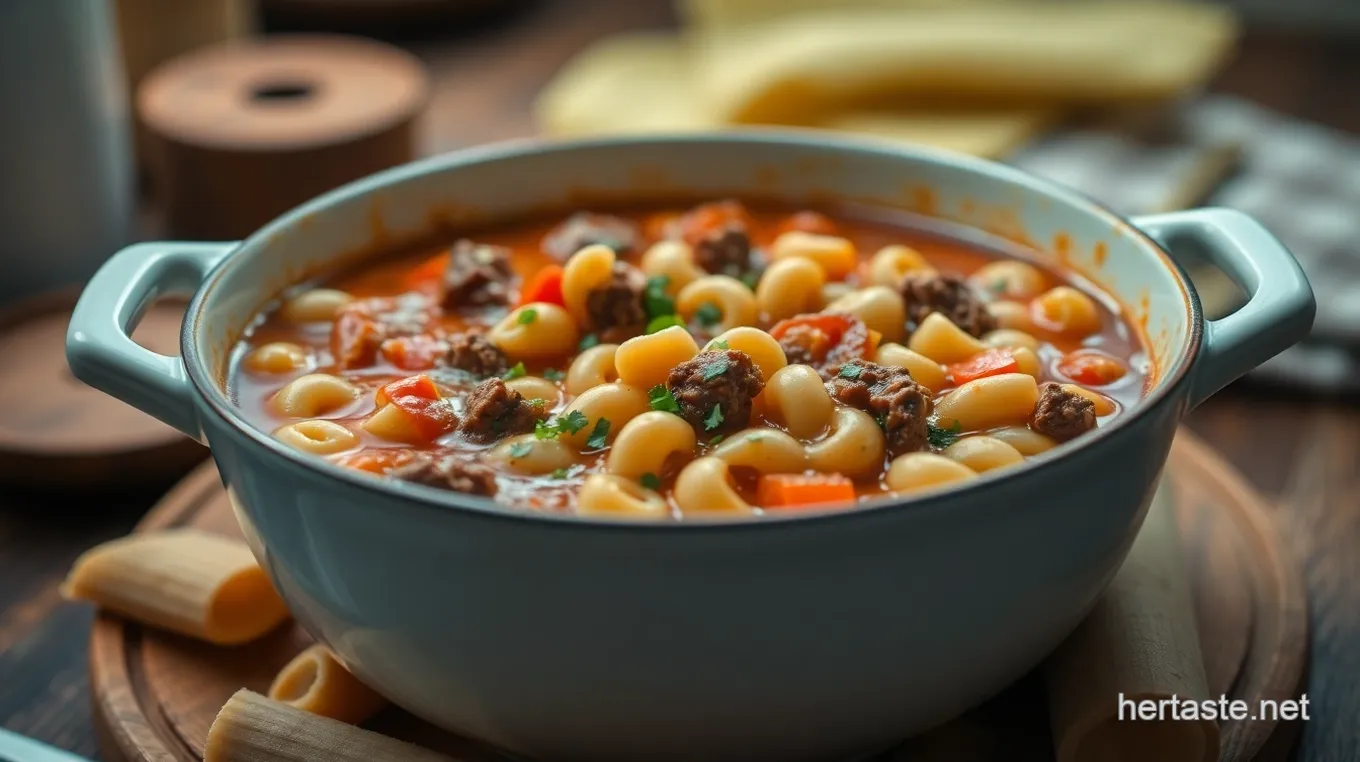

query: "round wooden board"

left=0, top=289, right=207, bottom=489
left=88, top=431, right=1307, bottom=762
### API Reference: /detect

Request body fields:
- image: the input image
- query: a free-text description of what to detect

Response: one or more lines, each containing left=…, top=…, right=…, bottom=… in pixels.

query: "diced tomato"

left=677, top=200, right=751, bottom=245
left=335, top=449, right=419, bottom=475
left=403, top=252, right=450, bottom=293
left=1057, top=351, right=1126, bottom=386
left=374, top=375, right=456, bottom=441
left=380, top=335, right=445, bottom=371
left=517, top=265, right=565, bottom=308
left=758, top=474, right=856, bottom=510
left=331, top=308, right=381, bottom=369
left=776, top=210, right=839, bottom=237
left=375, top=375, right=442, bottom=407
left=947, top=348, right=1020, bottom=385
left=769, top=312, right=871, bottom=369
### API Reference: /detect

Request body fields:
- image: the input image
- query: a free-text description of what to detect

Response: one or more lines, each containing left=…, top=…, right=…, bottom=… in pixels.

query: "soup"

left=227, top=200, right=1152, bottom=518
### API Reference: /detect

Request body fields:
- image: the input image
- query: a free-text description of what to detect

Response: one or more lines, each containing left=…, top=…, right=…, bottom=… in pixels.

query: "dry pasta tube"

left=206, top=690, right=454, bottom=762
left=269, top=645, right=388, bottom=726
left=62, top=529, right=290, bottom=646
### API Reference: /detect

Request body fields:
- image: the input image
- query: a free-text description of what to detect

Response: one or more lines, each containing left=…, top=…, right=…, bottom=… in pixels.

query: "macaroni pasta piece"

left=62, top=529, right=291, bottom=645
left=606, top=411, right=697, bottom=479
left=269, top=645, right=388, bottom=725
left=673, top=457, right=754, bottom=514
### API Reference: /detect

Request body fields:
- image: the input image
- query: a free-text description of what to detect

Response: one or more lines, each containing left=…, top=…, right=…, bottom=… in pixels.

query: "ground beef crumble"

left=666, top=349, right=765, bottom=437
left=1029, top=382, right=1096, bottom=442
left=900, top=273, right=996, bottom=337
left=443, top=239, right=515, bottom=309
left=444, top=332, right=508, bottom=377
left=827, top=359, right=932, bottom=454
left=390, top=454, right=499, bottom=496
left=458, top=379, right=547, bottom=443
left=541, top=212, right=640, bottom=260
left=585, top=262, right=647, bottom=334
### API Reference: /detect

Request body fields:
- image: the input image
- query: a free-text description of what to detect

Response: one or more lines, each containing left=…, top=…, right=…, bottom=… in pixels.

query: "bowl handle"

left=1132, top=208, right=1315, bottom=409
left=66, top=241, right=236, bottom=442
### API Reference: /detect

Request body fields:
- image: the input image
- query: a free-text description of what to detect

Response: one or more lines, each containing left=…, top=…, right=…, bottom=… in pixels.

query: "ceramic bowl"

left=67, top=133, right=1313, bottom=762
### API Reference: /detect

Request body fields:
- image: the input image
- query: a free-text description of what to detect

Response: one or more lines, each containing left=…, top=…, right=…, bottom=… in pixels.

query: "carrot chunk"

left=375, top=375, right=442, bottom=408
left=517, top=265, right=565, bottom=308
left=758, top=474, right=856, bottom=510
left=1057, top=350, right=1126, bottom=386
left=380, top=335, right=444, bottom=371
left=403, top=252, right=451, bottom=293
left=947, top=348, right=1020, bottom=384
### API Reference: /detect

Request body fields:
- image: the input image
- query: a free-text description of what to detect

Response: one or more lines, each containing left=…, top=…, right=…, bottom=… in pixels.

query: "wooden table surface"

left=2, top=2, right=1357, bottom=760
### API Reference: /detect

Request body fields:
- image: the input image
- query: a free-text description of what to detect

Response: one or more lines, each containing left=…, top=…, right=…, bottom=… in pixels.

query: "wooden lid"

left=138, top=34, right=428, bottom=152
left=0, top=289, right=207, bottom=488
left=87, top=432, right=1305, bottom=762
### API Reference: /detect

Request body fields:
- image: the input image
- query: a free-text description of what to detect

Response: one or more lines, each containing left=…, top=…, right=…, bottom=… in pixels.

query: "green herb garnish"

left=695, top=302, right=723, bottom=327
left=741, top=271, right=762, bottom=290
left=708, top=339, right=729, bottom=350
left=534, top=410, right=590, bottom=440
left=648, top=384, right=681, bottom=414
left=640, top=472, right=662, bottom=491
left=501, top=362, right=527, bottom=380
left=989, top=278, right=1009, bottom=295
left=584, top=418, right=611, bottom=450
left=508, top=441, right=532, bottom=458
left=517, top=308, right=538, bottom=325
left=579, top=333, right=600, bottom=351
left=708, top=434, right=725, bottom=445
left=646, top=314, right=686, bottom=334
left=551, top=467, right=570, bottom=479
left=838, top=364, right=863, bottom=380
left=927, top=420, right=963, bottom=449
left=704, top=405, right=724, bottom=431
left=543, top=368, right=565, bottom=382
left=644, top=275, right=675, bottom=319
left=701, top=355, right=730, bottom=381
left=528, top=398, right=546, bottom=408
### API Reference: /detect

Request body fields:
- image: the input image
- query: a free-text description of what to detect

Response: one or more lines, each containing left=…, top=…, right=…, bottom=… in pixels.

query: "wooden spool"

left=88, top=432, right=1307, bottom=762
left=0, top=289, right=208, bottom=489
left=137, top=34, right=429, bottom=240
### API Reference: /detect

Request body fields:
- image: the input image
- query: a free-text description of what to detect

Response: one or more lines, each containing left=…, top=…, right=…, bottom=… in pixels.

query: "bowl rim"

left=182, top=129, right=1203, bottom=531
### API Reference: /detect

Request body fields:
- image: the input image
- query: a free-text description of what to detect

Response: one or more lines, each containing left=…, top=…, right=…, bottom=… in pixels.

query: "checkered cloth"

left=1010, top=95, right=1360, bottom=393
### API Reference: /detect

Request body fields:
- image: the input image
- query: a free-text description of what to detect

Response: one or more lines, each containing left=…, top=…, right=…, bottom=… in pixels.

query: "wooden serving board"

left=88, top=432, right=1307, bottom=762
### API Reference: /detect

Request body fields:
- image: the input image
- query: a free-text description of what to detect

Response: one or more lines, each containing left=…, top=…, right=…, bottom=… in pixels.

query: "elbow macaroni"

left=755, top=257, right=825, bottom=321
left=606, top=411, right=697, bottom=479
left=764, top=364, right=835, bottom=439
left=711, top=428, right=807, bottom=474
left=577, top=474, right=670, bottom=519
left=887, top=452, right=978, bottom=493
left=969, top=260, right=1046, bottom=300
left=673, top=457, right=753, bottom=515
left=640, top=240, right=704, bottom=293
left=615, top=326, right=699, bottom=389
left=489, top=435, right=578, bottom=475
left=873, top=343, right=947, bottom=393
left=869, top=244, right=934, bottom=287
left=908, top=312, right=986, bottom=364
left=707, top=327, right=787, bottom=381
left=824, top=285, right=908, bottom=343
left=272, top=374, right=359, bottom=418
left=561, top=244, right=617, bottom=324
left=677, top=275, right=758, bottom=334
left=559, top=382, right=651, bottom=450
left=506, top=376, right=561, bottom=405
left=941, top=436, right=1025, bottom=472
left=805, top=407, right=886, bottom=479
left=280, top=288, right=353, bottom=323
left=933, top=373, right=1039, bottom=431
left=274, top=420, right=358, bottom=455
left=565, top=343, right=620, bottom=395
left=1031, top=286, right=1102, bottom=337
left=770, top=231, right=856, bottom=279
left=244, top=342, right=310, bottom=374
left=488, top=302, right=580, bottom=360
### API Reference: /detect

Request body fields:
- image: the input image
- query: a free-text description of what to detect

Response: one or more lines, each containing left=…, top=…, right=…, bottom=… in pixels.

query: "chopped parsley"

left=648, top=384, right=681, bottom=414
left=838, top=364, right=863, bottom=380
left=517, top=308, right=538, bottom=325
left=640, top=472, right=662, bottom=491
left=643, top=275, right=676, bottom=319
left=695, top=302, right=723, bottom=327
left=708, top=434, right=725, bottom=446
left=740, top=271, right=762, bottom=290
left=501, top=362, right=527, bottom=380
left=927, top=420, right=963, bottom=449
left=584, top=417, right=611, bottom=449
left=707, top=339, right=729, bottom=350
left=646, top=314, right=686, bottom=334
left=988, top=278, right=1009, bottom=295
left=578, top=333, right=600, bottom=351
left=704, top=405, right=724, bottom=431
left=528, top=398, right=546, bottom=408
left=543, top=367, right=565, bottom=382
left=534, top=410, right=590, bottom=440
left=551, top=467, right=570, bottom=480
left=507, top=441, right=532, bottom=458
left=701, top=355, right=730, bottom=381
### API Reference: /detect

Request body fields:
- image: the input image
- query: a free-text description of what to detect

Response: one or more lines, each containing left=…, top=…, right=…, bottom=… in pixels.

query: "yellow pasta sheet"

left=535, top=31, right=1058, bottom=158
left=690, top=2, right=1238, bottom=124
